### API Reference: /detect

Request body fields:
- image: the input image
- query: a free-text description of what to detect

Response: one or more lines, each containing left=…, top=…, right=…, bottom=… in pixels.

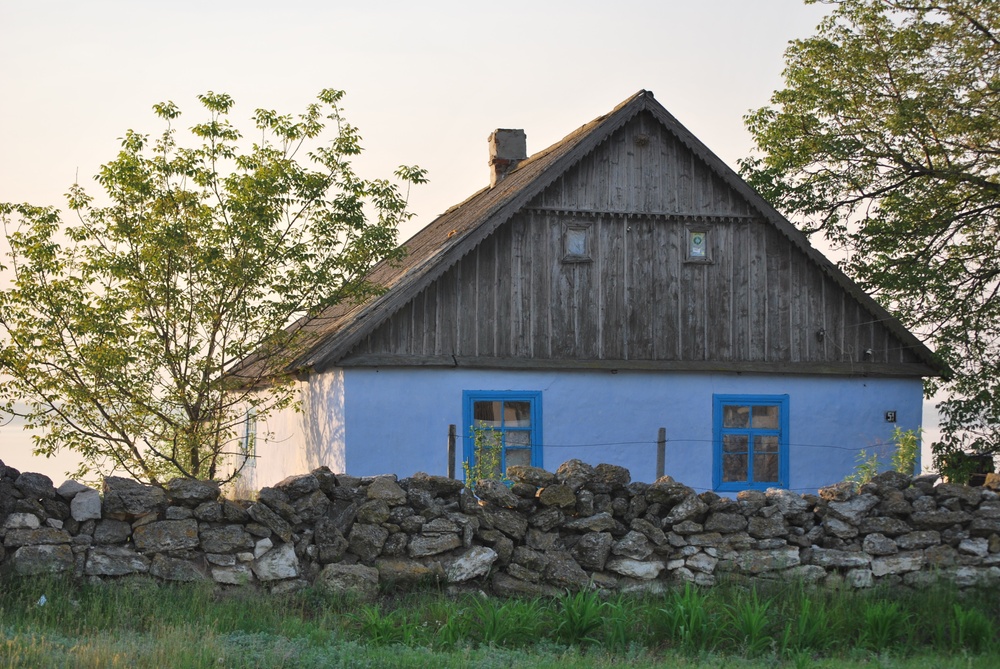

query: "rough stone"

left=859, top=516, right=911, bottom=537
left=407, top=472, right=465, bottom=496
left=588, top=464, right=631, bottom=493
left=102, top=477, right=167, bottom=520
left=475, top=480, right=520, bottom=509
left=827, top=494, right=879, bottom=524
left=686, top=552, right=718, bottom=574
left=3, top=512, right=40, bottom=530
left=12, top=544, right=74, bottom=575
left=132, top=520, right=199, bottom=553
left=934, top=483, right=982, bottom=507
left=274, top=473, right=321, bottom=499
left=544, top=551, right=590, bottom=589
left=212, top=564, right=255, bottom=585
left=537, top=484, right=577, bottom=508
left=731, top=546, right=800, bottom=574
left=348, top=524, right=389, bottom=562
left=645, top=479, right=695, bottom=506
left=809, top=547, right=871, bottom=569
left=356, top=500, right=391, bottom=525
left=871, top=552, right=925, bottom=576
left=492, top=572, right=560, bottom=598
left=408, top=533, right=461, bottom=558
left=823, top=517, right=859, bottom=539
left=478, top=505, right=529, bottom=539
left=664, top=495, right=708, bottom=525
left=85, top=545, right=151, bottom=576
left=766, top=488, right=811, bottom=515
left=15, top=472, right=57, bottom=500
left=93, top=519, right=132, bottom=545
left=253, top=542, right=300, bottom=581
left=246, top=502, right=294, bottom=544
left=606, top=557, right=666, bottom=580
left=748, top=515, right=787, bottom=539
left=612, top=531, right=653, bottom=560
left=366, top=477, right=407, bottom=505
left=572, top=531, right=613, bottom=571
left=911, top=510, right=972, bottom=531
left=150, top=554, right=208, bottom=582
left=555, top=459, right=596, bottom=491
left=4, top=527, right=70, bottom=547
left=163, top=478, right=220, bottom=505
left=70, top=490, right=103, bottom=522
left=56, top=480, right=93, bottom=500
left=958, top=537, right=990, bottom=558
left=318, top=563, right=379, bottom=600
left=862, top=533, right=898, bottom=556
left=563, top=512, right=618, bottom=533
left=446, top=546, right=497, bottom=582
left=200, top=525, right=255, bottom=553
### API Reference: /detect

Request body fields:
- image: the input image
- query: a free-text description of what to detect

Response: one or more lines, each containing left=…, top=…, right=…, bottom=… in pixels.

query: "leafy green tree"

left=0, top=89, right=426, bottom=484
left=742, top=0, right=999, bottom=480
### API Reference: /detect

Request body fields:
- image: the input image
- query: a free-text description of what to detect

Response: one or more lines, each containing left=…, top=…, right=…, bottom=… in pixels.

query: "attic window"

left=685, top=228, right=711, bottom=263
left=562, top=224, right=591, bottom=263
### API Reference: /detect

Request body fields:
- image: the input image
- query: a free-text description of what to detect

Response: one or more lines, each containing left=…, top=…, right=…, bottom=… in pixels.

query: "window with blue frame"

left=713, top=394, right=788, bottom=491
left=462, top=391, right=542, bottom=478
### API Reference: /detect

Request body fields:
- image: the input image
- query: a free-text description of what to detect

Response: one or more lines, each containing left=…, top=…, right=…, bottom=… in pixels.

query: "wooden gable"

left=340, top=110, right=933, bottom=376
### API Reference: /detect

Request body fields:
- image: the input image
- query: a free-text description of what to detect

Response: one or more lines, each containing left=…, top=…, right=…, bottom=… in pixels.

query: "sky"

left=3, top=0, right=940, bottom=483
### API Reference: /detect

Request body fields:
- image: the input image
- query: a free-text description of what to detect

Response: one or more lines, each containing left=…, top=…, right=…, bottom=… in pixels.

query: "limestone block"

left=537, top=484, right=577, bottom=509
left=66, top=490, right=102, bottom=523
left=958, top=537, right=990, bottom=558
left=407, top=533, right=460, bottom=558
left=102, top=477, right=167, bottom=520
left=149, top=554, right=208, bottom=582
left=163, top=478, right=220, bottom=505
left=862, top=533, right=899, bottom=556
left=664, top=495, right=708, bottom=525
left=731, top=546, right=800, bottom=574
left=200, top=525, right=255, bottom=553
left=12, top=544, right=73, bottom=575
left=544, top=551, right=590, bottom=589
left=827, top=494, right=879, bottom=524
left=275, top=473, right=321, bottom=499
left=612, top=530, right=653, bottom=560
left=606, top=557, right=666, bottom=580
left=212, top=564, right=255, bottom=586
left=253, top=542, right=300, bottom=581
left=572, top=531, right=612, bottom=571
left=871, top=551, right=925, bottom=576
left=318, top=562, right=379, bottom=600
left=132, top=520, right=199, bottom=553
left=555, top=459, right=596, bottom=491
left=446, top=546, right=497, bottom=582
left=85, top=545, right=150, bottom=576
left=474, top=480, right=520, bottom=509
left=3, top=512, right=40, bottom=530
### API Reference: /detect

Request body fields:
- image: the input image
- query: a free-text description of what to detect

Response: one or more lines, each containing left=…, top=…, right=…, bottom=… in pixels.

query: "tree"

left=0, top=89, right=426, bottom=484
left=742, top=0, right=999, bottom=481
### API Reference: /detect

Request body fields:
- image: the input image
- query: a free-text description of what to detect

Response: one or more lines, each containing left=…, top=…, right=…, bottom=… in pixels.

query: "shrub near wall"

left=2, top=457, right=1000, bottom=597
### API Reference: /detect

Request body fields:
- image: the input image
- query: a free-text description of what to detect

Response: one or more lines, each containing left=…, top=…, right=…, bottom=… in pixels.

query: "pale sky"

left=7, top=0, right=935, bottom=483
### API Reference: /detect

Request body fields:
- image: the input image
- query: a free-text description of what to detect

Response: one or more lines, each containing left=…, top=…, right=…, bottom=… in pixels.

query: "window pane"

left=723, top=405, right=749, bottom=428
left=753, top=453, right=779, bottom=482
left=474, top=401, right=501, bottom=427
left=752, top=405, right=780, bottom=429
left=723, top=454, right=748, bottom=482
left=504, top=402, right=531, bottom=427
left=755, top=435, right=779, bottom=453
left=566, top=228, right=587, bottom=256
left=723, top=434, right=748, bottom=453
left=505, top=448, right=531, bottom=469
left=506, top=430, right=531, bottom=447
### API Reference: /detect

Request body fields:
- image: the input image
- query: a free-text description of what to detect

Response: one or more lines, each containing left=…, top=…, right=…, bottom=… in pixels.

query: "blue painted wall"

left=340, top=368, right=924, bottom=493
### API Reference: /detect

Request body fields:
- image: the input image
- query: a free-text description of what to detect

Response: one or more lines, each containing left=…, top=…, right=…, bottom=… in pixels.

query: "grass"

left=1, top=572, right=999, bottom=668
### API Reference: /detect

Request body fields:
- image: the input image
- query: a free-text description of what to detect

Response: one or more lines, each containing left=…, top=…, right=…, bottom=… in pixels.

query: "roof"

left=232, top=90, right=945, bottom=383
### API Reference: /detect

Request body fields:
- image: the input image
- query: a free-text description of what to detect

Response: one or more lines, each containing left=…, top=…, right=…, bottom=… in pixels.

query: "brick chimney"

left=488, top=129, right=526, bottom=187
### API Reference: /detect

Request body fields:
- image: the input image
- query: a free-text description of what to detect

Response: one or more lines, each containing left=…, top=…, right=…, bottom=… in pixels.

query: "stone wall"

left=2, top=458, right=1000, bottom=598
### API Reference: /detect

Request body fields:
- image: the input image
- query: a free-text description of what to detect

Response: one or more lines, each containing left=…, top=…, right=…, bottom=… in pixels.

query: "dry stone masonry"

left=3, top=457, right=1000, bottom=598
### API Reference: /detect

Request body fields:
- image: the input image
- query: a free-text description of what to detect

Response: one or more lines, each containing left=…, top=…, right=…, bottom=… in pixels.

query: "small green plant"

left=554, top=589, right=607, bottom=646
left=726, top=588, right=773, bottom=657
left=846, top=448, right=881, bottom=488
left=463, top=426, right=506, bottom=491
left=890, top=427, right=920, bottom=475
left=658, top=583, right=717, bottom=653
left=779, top=592, right=836, bottom=655
left=949, top=603, right=995, bottom=654
left=858, top=599, right=909, bottom=651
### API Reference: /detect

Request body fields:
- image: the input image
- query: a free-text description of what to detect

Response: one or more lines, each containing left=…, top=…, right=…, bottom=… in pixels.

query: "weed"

left=726, top=588, right=773, bottom=657
left=554, top=589, right=607, bottom=646
left=949, top=603, right=995, bottom=654
left=658, top=583, right=717, bottom=653
left=859, top=599, right=909, bottom=651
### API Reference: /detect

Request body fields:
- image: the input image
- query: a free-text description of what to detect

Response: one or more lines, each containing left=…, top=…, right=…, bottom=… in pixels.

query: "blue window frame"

left=713, top=394, right=789, bottom=491
left=462, top=391, right=542, bottom=478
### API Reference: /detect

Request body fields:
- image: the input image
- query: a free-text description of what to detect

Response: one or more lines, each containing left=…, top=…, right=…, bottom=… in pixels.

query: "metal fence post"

left=656, top=427, right=666, bottom=480
left=448, top=424, right=457, bottom=479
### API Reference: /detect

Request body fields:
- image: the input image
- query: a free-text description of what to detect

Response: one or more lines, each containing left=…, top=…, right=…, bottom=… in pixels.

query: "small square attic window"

left=686, top=229, right=711, bottom=263
left=562, top=225, right=591, bottom=263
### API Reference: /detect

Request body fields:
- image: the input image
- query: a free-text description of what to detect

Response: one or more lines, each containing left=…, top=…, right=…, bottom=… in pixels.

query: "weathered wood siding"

left=344, top=113, right=925, bottom=371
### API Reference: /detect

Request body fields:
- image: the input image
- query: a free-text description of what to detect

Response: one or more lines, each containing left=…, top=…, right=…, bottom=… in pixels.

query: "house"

left=234, top=90, right=944, bottom=494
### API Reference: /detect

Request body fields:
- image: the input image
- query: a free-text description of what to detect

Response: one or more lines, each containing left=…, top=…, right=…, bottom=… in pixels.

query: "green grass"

left=1, top=573, right=999, bottom=668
